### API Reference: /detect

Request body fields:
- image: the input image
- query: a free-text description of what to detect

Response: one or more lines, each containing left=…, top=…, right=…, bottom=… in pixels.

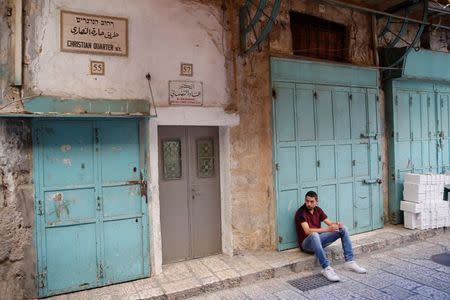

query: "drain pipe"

left=13, top=0, right=23, bottom=87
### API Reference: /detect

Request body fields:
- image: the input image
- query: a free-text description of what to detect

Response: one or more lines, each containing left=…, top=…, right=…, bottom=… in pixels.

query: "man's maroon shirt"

left=294, top=204, right=327, bottom=249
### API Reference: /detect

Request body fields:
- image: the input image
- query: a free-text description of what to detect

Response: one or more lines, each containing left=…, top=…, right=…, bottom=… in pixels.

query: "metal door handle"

left=191, top=188, right=200, bottom=197
left=363, top=179, right=382, bottom=184
left=360, top=133, right=377, bottom=139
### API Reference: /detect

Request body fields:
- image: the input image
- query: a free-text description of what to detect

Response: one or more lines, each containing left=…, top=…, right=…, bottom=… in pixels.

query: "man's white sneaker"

left=345, top=261, right=367, bottom=274
left=321, top=266, right=340, bottom=282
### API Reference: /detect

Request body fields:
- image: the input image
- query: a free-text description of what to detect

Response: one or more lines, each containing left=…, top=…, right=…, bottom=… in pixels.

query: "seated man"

left=295, top=191, right=366, bottom=281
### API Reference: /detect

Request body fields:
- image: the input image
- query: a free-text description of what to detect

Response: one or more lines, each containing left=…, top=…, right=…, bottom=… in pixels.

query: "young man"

left=295, top=191, right=366, bottom=281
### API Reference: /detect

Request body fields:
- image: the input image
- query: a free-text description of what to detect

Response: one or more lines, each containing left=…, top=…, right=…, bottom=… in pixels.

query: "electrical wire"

left=0, top=93, right=41, bottom=111
left=145, top=73, right=158, bottom=118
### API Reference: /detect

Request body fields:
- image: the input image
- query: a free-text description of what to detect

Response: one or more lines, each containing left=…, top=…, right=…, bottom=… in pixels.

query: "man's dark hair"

left=305, top=191, right=318, bottom=200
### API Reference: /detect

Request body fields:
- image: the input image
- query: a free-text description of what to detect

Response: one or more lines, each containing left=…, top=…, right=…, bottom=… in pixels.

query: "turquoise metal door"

left=33, top=119, right=149, bottom=297
left=273, top=82, right=382, bottom=250
left=387, top=81, right=447, bottom=223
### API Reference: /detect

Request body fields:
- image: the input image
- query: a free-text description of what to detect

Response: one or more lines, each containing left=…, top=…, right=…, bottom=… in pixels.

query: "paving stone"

left=274, top=289, right=309, bottom=300
left=372, top=272, right=421, bottom=290
left=414, top=285, right=450, bottom=299
left=213, top=289, right=249, bottom=300
left=329, top=287, right=370, bottom=300
left=273, top=265, right=294, bottom=277
left=187, top=260, right=215, bottom=279
left=201, top=256, right=231, bottom=272
left=215, top=268, right=240, bottom=281
left=405, top=294, right=434, bottom=300
left=381, top=284, right=416, bottom=299
left=409, top=274, right=449, bottom=292
left=350, top=274, right=392, bottom=289
left=218, top=255, right=256, bottom=276
left=160, top=277, right=201, bottom=295
left=255, top=278, right=289, bottom=294
left=137, top=287, right=164, bottom=299
left=302, top=289, right=342, bottom=300
left=383, top=263, right=436, bottom=278
left=199, top=275, right=221, bottom=286
left=403, top=258, right=446, bottom=270
left=436, top=266, right=450, bottom=274
left=133, top=278, right=160, bottom=290
left=430, top=271, right=450, bottom=283
left=112, top=294, right=140, bottom=300
left=241, top=285, right=278, bottom=300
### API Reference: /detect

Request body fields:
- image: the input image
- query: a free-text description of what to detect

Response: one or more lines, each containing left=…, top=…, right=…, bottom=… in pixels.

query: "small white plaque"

left=169, top=81, right=203, bottom=106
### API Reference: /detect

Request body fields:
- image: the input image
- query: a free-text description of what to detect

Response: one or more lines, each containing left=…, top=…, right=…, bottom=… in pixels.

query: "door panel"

left=276, top=86, right=296, bottom=142
left=317, top=89, right=334, bottom=141
left=189, top=127, right=221, bottom=259
left=353, top=144, right=369, bottom=177
left=337, top=145, right=352, bottom=178
left=338, top=183, right=354, bottom=231
left=318, top=145, right=335, bottom=180
left=45, top=224, right=98, bottom=292
left=103, top=218, right=144, bottom=283
left=44, top=189, right=96, bottom=225
left=297, top=87, right=316, bottom=141
left=98, top=120, right=146, bottom=284
left=397, top=92, right=411, bottom=141
left=42, top=122, right=95, bottom=187
left=350, top=92, right=367, bottom=139
left=35, top=119, right=149, bottom=297
left=299, top=146, right=317, bottom=183
left=319, top=184, right=337, bottom=222
left=159, top=126, right=190, bottom=263
left=159, top=126, right=221, bottom=263
left=277, top=189, right=299, bottom=247
left=278, top=147, right=298, bottom=186
left=355, top=181, right=371, bottom=230
left=334, top=90, right=351, bottom=140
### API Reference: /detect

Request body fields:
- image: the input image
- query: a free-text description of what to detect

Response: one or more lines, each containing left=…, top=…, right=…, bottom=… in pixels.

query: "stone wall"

left=0, top=119, right=34, bottom=300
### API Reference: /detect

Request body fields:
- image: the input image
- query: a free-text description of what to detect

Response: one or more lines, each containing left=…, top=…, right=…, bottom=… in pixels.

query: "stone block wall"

left=0, top=119, right=35, bottom=300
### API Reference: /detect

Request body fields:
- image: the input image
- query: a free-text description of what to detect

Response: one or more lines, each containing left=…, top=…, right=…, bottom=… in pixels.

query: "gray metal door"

left=159, top=126, right=221, bottom=264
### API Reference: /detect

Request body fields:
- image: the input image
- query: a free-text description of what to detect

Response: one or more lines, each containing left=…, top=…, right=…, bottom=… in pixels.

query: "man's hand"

left=328, top=223, right=339, bottom=232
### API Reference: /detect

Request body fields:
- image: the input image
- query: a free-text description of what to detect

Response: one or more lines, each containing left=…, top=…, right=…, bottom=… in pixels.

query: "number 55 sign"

left=90, top=61, right=105, bottom=75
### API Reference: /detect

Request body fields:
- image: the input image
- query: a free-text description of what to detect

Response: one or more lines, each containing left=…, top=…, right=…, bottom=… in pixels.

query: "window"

left=162, top=139, right=182, bottom=180
left=290, top=12, right=348, bottom=62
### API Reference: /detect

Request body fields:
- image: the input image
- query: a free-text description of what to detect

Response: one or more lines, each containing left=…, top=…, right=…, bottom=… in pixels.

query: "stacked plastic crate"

left=400, top=173, right=450, bottom=229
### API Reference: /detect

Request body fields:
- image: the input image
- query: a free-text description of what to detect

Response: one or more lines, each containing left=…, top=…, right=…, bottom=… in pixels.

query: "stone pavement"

left=47, top=225, right=449, bottom=300
left=191, top=232, right=450, bottom=300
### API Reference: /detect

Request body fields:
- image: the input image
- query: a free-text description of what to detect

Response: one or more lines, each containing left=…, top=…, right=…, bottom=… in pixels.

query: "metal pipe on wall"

left=14, top=0, right=22, bottom=86
left=321, top=0, right=450, bottom=30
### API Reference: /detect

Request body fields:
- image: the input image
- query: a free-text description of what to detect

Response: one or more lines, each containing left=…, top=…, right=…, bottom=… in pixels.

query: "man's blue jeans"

left=301, top=227, right=354, bottom=269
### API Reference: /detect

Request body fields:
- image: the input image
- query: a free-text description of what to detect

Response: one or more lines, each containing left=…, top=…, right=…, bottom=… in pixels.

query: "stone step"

left=47, top=225, right=449, bottom=300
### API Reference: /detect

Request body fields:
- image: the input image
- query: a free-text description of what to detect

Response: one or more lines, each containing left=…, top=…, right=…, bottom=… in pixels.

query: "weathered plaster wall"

left=0, top=119, right=34, bottom=300
left=25, top=0, right=229, bottom=106
left=228, top=0, right=387, bottom=251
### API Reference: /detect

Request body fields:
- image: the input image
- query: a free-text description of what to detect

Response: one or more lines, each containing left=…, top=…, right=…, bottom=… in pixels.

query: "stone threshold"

left=48, top=225, right=449, bottom=300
